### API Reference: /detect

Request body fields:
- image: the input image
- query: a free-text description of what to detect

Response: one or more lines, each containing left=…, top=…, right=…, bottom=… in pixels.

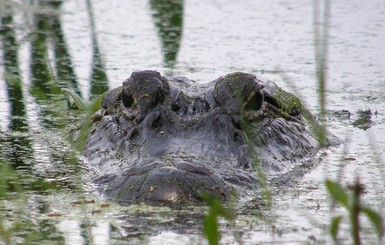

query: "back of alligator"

left=83, top=70, right=338, bottom=205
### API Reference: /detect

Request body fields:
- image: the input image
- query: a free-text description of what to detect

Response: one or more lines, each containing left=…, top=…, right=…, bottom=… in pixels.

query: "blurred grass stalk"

left=0, top=162, right=26, bottom=245
left=314, top=1, right=384, bottom=243
left=313, top=0, right=330, bottom=147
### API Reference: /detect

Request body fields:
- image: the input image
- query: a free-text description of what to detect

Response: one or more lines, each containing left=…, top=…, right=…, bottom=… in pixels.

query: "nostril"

left=171, top=103, right=181, bottom=112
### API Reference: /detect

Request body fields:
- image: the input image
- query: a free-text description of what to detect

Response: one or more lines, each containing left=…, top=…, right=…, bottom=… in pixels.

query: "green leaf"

left=202, top=195, right=235, bottom=245
left=62, top=88, right=88, bottom=111
left=204, top=210, right=219, bottom=245
left=361, top=206, right=384, bottom=238
left=325, top=180, right=349, bottom=207
left=0, top=163, right=23, bottom=197
left=330, top=215, right=343, bottom=241
left=89, top=92, right=106, bottom=112
left=72, top=115, right=94, bottom=150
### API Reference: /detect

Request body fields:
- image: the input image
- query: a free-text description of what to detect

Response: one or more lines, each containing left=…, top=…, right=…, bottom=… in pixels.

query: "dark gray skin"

left=84, top=70, right=337, bottom=205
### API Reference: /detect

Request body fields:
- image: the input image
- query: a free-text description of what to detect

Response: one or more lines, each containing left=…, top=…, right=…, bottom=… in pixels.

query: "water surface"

left=1, top=0, right=385, bottom=244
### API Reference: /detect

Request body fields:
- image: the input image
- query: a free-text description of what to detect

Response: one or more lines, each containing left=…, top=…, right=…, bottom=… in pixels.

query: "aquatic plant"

left=313, top=0, right=384, bottom=243
left=62, top=88, right=106, bottom=149
left=326, top=178, right=384, bottom=244
left=203, top=197, right=234, bottom=245
left=0, top=162, right=24, bottom=245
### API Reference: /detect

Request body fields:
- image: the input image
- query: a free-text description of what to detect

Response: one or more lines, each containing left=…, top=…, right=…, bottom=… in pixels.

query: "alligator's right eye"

left=289, top=108, right=301, bottom=117
left=121, top=89, right=134, bottom=108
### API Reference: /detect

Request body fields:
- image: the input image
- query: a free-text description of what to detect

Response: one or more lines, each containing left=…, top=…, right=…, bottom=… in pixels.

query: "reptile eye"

left=289, top=108, right=301, bottom=116
left=214, top=72, right=264, bottom=113
left=263, top=93, right=280, bottom=108
left=244, top=90, right=264, bottom=111
left=121, top=89, right=134, bottom=108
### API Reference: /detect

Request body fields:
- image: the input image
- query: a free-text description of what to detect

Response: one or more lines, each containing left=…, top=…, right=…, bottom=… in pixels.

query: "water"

left=1, top=0, right=385, bottom=244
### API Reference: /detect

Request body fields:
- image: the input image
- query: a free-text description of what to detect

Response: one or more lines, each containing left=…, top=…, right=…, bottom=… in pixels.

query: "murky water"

left=1, top=0, right=385, bottom=244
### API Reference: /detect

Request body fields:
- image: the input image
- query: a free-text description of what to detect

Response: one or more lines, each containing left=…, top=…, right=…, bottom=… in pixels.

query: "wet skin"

left=84, top=70, right=337, bottom=205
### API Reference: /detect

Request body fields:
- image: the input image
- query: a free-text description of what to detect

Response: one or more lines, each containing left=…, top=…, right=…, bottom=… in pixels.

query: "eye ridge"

left=262, top=92, right=301, bottom=117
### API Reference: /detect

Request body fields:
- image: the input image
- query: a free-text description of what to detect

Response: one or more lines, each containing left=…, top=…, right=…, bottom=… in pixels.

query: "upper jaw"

left=99, top=159, right=242, bottom=205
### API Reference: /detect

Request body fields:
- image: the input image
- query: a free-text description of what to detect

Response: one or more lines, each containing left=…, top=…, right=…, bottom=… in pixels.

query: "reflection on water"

left=1, top=0, right=385, bottom=244
left=0, top=0, right=110, bottom=243
left=1, top=15, right=26, bottom=130
left=1, top=5, right=33, bottom=169
left=150, top=0, right=183, bottom=69
left=30, top=1, right=67, bottom=99
left=86, top=0, right=109, bottom=99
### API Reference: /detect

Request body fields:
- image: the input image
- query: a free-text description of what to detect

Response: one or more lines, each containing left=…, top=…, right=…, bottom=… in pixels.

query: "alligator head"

left=84, top=70, right=337, bottom=205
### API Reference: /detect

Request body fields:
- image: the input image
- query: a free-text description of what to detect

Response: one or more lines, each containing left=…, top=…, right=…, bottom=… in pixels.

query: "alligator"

left=84, top=70, right=338, bottom=205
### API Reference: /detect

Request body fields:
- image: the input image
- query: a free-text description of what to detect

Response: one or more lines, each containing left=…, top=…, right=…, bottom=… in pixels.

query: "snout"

left=100, top=160, right=235, bottom=205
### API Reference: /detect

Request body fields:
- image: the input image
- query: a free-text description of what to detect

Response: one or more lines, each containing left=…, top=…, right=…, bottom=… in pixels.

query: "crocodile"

left=84, top=70, right=338, bottom=205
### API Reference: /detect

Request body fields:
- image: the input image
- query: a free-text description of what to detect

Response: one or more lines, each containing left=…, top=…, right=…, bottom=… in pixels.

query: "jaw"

left=96, top=160, right=246, bottom=205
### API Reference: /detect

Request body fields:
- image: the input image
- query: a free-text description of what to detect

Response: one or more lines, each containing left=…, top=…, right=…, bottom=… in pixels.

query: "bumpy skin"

left=84, top=70, right=334, bottom=205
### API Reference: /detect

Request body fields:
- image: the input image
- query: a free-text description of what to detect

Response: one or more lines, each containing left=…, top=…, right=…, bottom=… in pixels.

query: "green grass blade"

left=325, top=180, right=349, bottom=207
left=62, top=88, right=88, bottom=111
left=330, top=215, right=343, bottom=242
left=361, top=207, right=384, bottom=238
left=89, top=91, right=106, bottom=112
left=204, top=210, right=219, bottom=245
left=0, top=163, right=23, bottom=197
left=202, top=196, right=235, bottom=245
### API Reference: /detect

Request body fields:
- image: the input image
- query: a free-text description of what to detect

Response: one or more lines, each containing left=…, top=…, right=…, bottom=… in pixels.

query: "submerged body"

left=84, top=70, right=336, bottom=205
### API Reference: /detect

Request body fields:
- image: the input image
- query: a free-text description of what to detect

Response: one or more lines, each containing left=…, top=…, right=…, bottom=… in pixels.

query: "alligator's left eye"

left=214, top=72, right=264, bottom=113
left=121, top=89, right=134, bottom=108
left=263, top=92, right=280, bottom=108
left=244, top=90, right=264, bottom=111
left=262, top=89, right=302, bottom=117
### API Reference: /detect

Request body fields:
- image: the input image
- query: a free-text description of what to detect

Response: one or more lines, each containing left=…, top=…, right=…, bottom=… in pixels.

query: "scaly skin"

left=84, top=70, right=337, bottom=205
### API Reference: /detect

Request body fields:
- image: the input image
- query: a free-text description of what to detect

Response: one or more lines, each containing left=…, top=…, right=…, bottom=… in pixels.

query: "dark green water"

left=1, top=0, right=385, bottom=244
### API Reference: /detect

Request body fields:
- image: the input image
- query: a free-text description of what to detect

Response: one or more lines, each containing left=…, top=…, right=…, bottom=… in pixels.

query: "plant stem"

left=350, top=177, right=363, bottom=245
left=313, top=0, right=331, bottom=147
